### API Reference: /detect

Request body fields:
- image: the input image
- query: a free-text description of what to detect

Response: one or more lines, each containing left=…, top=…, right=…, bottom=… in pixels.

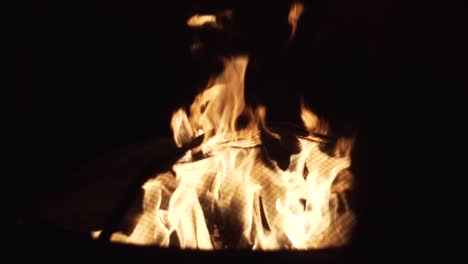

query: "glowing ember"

left=93, top=55, right=356, bottom=250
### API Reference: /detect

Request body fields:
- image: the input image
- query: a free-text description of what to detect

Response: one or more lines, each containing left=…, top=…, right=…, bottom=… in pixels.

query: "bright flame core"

left=101, top=56, right=355, bottom=250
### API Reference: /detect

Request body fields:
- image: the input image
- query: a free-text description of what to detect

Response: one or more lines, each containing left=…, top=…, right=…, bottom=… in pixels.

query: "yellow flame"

left=288, top=1, right=305, bottom=40
left=187, top=10, right=233, bottom=29
left=187, top=14, right=217, bottom=27
left=96, top=56, right=355, bottom=250
left=300, top=98, right=329, bottom=135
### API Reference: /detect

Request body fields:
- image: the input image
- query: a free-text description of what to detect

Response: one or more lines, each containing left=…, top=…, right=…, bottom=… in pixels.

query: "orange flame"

left=187, top=14, right=217, bottom=27
left=93, top=56, right=355, bottom=250
left=186, top=10, right=233, bottom=29
left=300, top=98, right=328, bottom=135
left=288, top=1, right=305, bottom=40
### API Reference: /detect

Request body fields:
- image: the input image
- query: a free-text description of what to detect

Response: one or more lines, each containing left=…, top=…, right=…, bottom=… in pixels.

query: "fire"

left=187, top=14, right=217, bottom=27
left=186, top=10, right=233, bottom=29
left=94, top=56, right=356, bottom=250
left=288, top=1, right=305, bottom=40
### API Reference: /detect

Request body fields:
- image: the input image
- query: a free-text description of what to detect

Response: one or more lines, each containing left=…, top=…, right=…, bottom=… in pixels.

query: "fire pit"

left=85, top=53, right=356, bottom=251
left=16, top=2, right=377, bottom=263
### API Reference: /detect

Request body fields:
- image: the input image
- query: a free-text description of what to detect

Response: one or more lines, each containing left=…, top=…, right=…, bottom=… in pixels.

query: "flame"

left=300, top=98, right=328, bottom=135
left=95, top=56, right=355, bottom=250
left=288, top=1, right=305, bottom=40
left=187, top=14, right=217, bottom=27
left=187, top=10, right=233, bottom=29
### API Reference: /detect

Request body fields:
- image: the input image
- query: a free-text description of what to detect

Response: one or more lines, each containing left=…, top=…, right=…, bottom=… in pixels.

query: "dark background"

left=12, top=0, right=448, bottom=262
